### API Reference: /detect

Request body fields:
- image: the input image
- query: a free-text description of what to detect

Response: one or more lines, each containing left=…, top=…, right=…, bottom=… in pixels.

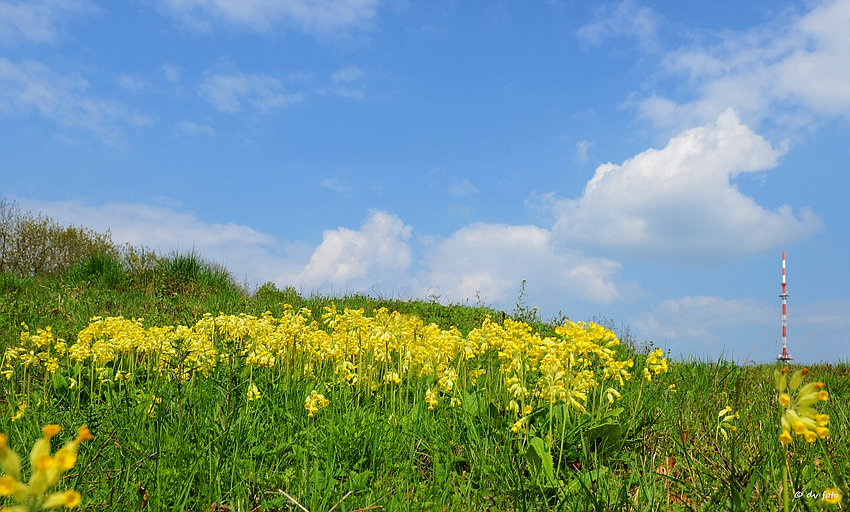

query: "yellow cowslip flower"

left=823, top=487, right=842, bottom=505
left=0, top=473, right=18, bottom=494
left=717, top=406, right=738, bottom=441
left=425, top=388, right=439, bottom=411
left=10, top=402, right=26, bottom=422
left=508, top=400, right=520, bottom=415
left=0, top=424, right=90, bottom=508
left=42, top=489, right=82, bottom=508
left=144, top=395, right=162, bottom=418
left=510, top=416, right=529, bottom=434
left=304, top=390, right=329, bottom=418
left=468, top=368, right=486, bottom=386
left=774, top=368, right=829, bottom=445
left=246, top=383, right=261, bottom=402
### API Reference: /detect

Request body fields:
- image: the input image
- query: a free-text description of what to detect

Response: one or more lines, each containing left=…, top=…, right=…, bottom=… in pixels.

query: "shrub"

left=0, top=196, right=117, bottom=277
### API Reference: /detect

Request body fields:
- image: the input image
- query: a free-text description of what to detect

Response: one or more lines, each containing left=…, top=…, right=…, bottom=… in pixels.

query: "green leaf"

left=462, top=390, right=483, bottom=416
left=349, top=469, right=372, bottom=491
left=527, top=436, right=557, bottom=486
left=311, top=464, right=328, bottom=490
left=53, top=370, right=68, bottom=391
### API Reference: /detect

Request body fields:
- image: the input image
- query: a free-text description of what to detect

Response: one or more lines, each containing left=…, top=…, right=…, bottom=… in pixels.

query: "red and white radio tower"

left=777, top=251, right=792, bottom=362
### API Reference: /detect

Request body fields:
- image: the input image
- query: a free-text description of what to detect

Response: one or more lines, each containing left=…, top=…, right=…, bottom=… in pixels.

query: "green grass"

left=0, top=255, right=847, bottom=511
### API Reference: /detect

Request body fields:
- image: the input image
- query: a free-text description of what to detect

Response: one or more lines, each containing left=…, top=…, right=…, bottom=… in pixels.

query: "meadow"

left=0, top=205, right=846, bottom=511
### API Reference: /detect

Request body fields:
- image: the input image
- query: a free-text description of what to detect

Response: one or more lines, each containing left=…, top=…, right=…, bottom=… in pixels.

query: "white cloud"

left=117, top=74, right=152, bottom=94
left=199, top=71, right=303, bottom=113
left=0, top=58, right=152, bottom=143
left=546, top=109, right=822, bottom=263
left=641, top=0, right=850, bottom=130
left=156, top=0, right=381, bottom=35
left=419, top=223, right=622, bottom=305
left=176, top=120, right=215, bottom=136
left=631, top=296, right=774, bottom=343
left=630, top=295, right=850, bottom=362
left=161, top=63, right=181, bottom=82
left=0, top=0, right=98, bottom=45
left=319, top=178, right=351, bottom=194
left=800, top=298, right=850, bottom=330
left=575, top=0, right=659, bottom=50
left=292, top=210, right=413, bottom=292
left=332, top=65, right=363, bottom=83
left=575, top=140, right=593, bottom=164
left=448, top=177, right=478, bottom=197
left=321, top=65, right=366, bottom=99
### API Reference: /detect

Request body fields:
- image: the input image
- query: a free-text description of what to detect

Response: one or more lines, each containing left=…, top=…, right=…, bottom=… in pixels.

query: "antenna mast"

left=777, top=251, right=792, bottom=362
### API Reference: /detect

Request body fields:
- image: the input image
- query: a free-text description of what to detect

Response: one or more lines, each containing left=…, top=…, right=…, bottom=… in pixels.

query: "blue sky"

left=2, top=0, right=849, bottom=363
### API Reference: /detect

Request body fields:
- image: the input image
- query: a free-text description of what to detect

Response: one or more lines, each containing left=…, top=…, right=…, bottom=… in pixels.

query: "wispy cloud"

left=176, top=120, right=215, bottom=136
left=321, top=65, right=366, bottom=99
left=632, top=296, right=774, bottom=343
left=544, top=109, right=822, bottom=263
left=0, top=0, right=98, bottom=45
left=0, top=58, right=152, bottom=143
left=332, top=65, right=363, bottom=83
left=199, top=71, right=303, bottom=113
left=448, top=177, right=478, bottom=197
left=155, top=0, right=381, bottom=36
left=117, top=74, right=152, bottom=94
left=161, top=63, right=181, bottom=82
left=630, top=295, right=850, bottom=362
left=319, top=178, right=351, bottom=195
left=575, top=140, right=593, bottom=164
left=575, top=0, right=659, bottom=50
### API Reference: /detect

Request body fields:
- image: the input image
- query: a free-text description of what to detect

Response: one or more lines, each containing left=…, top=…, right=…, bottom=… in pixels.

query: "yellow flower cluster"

left=774, top=368, right=829, bottom=445
left=3, top=325, right=66, bottom=380
left=643, top=348, right=668, bottom=381
left=304, top=390, right=329, bottom=418
left=0, top=425, right=91, bottom=510
left=6, top=305, right=664, bottom=421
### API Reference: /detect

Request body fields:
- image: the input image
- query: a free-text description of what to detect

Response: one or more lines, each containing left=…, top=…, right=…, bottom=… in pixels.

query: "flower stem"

left=783, top=445, right=790, bottom=512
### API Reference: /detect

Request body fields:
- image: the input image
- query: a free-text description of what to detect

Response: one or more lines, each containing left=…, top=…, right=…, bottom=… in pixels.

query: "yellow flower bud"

left=789, top=369, right=804, bottom=391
